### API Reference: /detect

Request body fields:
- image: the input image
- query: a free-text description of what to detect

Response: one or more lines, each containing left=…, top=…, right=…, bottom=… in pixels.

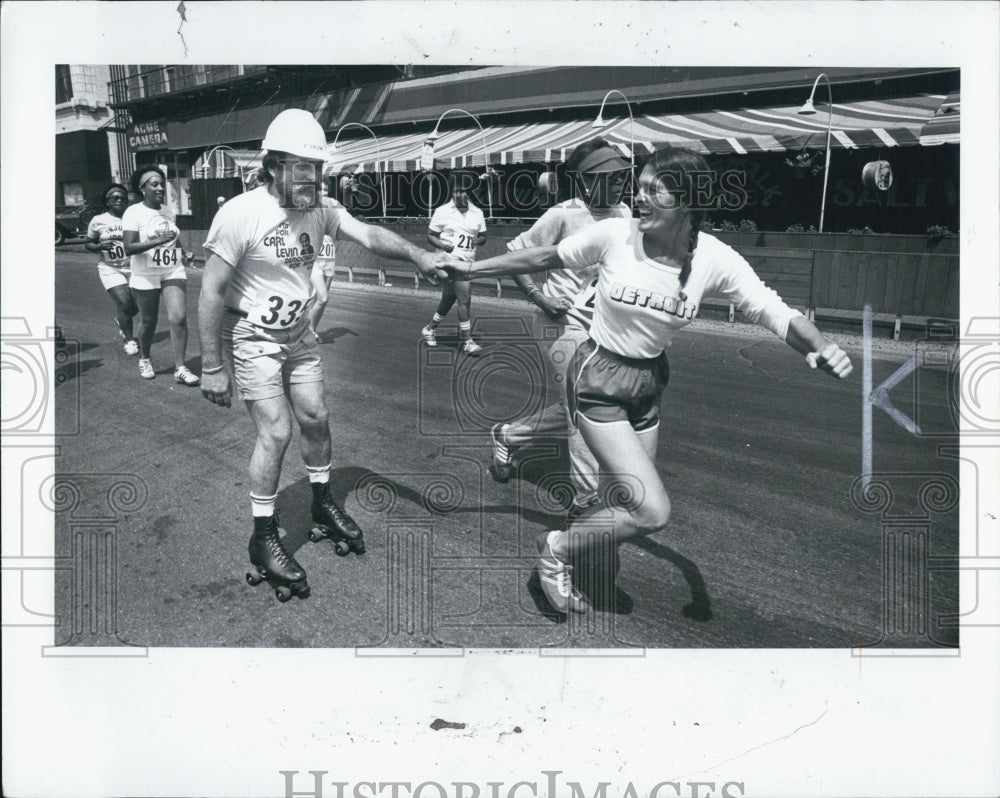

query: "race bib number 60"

left=104, top=243, right=127, bottom=262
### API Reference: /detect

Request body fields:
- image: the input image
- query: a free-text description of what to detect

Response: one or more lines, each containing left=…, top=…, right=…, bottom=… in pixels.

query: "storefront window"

left=152, top=152, right=192, bottom=216
left=61, top=182, right=84, bottom=206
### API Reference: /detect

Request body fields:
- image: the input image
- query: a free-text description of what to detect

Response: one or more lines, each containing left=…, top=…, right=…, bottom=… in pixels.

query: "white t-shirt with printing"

left=203, top=186, right=345, bottom=329
left=121, top=202, right=182, bottom=276
left=557, top=218, right=802, bottom=360
left=86, top=212, right=129, bottom=271
left=507, top=199, right=630, bottom=329
left=429, top=201, right=486, bottom=264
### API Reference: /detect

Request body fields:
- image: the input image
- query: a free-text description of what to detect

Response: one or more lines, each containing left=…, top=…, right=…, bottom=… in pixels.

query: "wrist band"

left=526, top=287, right=543, bottom=300
left=201, top=364, right=224, bottom=375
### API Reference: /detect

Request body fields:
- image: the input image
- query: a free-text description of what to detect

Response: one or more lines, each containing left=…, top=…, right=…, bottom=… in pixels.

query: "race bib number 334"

left=258, top=294, right=304, bottom=327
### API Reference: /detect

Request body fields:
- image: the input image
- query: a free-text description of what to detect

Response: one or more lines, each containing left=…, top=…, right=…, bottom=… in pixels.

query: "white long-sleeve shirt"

left=557, top=218, right=802, bottom=359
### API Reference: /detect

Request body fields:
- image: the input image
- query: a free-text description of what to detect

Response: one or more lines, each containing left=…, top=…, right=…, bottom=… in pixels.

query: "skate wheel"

left=246, top=570, right=263, bottom=586
left=308, top=526, right=325, bottom=543
left=334, top=541, right=350, bottom=557
left=275, top=585, right=292, bottom=602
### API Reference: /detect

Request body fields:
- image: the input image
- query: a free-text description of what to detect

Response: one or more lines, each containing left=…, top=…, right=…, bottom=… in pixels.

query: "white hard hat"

left=262, top=109, right=330, bottom=161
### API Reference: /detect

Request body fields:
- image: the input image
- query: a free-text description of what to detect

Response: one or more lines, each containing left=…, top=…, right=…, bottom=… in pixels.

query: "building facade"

left=105, top=65, right=960, bottom=235
left=55, top=64, right=122, bottom=207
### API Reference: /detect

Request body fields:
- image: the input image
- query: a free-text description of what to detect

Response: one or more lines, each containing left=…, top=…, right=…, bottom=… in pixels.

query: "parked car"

left=55, top=204, right=96, bottom=245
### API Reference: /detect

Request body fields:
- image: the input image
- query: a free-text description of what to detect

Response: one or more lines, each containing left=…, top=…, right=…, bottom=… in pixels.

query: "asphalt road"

left=51, top=244, right=960, bottom=649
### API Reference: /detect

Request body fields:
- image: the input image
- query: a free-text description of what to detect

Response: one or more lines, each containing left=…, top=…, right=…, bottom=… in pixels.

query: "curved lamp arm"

left=429, top=108, right=493, bottom=218
left=592, top=89, right=635, bottom=209
left=332, top=122, right=387, bottom=218
left=797, top=73, right=833, bottom=232
left=201, top=144, right=245, bottom=190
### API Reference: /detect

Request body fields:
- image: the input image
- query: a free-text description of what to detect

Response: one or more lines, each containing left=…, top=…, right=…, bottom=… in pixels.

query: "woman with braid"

left=442, top=147, right=853, bottom=615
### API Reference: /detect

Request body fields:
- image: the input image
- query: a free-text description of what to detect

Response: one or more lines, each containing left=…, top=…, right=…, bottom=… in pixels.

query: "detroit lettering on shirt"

left=507, top=198, right=630, bottom=330
left=556, top=218, right=802, bottom=360
left=429, top=200, right=486, bottom=263
left=204, top=187, right=345, bottom=329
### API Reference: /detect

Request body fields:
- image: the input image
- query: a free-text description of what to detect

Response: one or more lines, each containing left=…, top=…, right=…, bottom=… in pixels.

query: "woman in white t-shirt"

left=85, top=183, right=139, bottom=355
left=444, top=147, right=853, bottom=616
left=122, top=166, right=199, bottom=384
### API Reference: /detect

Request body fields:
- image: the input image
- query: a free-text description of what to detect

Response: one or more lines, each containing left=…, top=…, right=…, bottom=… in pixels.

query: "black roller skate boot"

left=245, top=514, right=310, bottom=602
left=308, top=482, right=365, bottom=555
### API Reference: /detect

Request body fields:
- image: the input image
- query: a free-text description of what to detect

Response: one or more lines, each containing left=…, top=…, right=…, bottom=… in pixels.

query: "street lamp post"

left=592, top=89, right=635, bottom=209
left=330, top=122, right=387, bottom=218
left=427, top=108, right=493, bottom=218
left=797, top=73, right=834, bottom=233
left=200, top=144, right=245, bottom=188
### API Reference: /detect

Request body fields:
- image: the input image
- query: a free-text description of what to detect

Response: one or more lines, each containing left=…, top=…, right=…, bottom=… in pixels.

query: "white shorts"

left=314, top=258, right=336, bottom=280
left=97, top=262, right=131, bottom=291
left=129, top=265, right=187, bottom=290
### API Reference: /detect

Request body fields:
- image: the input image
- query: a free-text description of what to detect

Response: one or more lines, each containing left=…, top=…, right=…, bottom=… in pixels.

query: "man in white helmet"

left=197, top=109, right=443, bottom=600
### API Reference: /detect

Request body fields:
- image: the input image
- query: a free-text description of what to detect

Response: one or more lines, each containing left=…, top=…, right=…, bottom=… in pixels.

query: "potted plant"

left=785, top=149, right=825, bottom=178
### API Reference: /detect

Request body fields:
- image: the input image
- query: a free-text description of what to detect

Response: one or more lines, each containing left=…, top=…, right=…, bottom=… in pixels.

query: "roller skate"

left=245, top=514, right=310, bottom=602
left=308, top=482, right=365, bottom=556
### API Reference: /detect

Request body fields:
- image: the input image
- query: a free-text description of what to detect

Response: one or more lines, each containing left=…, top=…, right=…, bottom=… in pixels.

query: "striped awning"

left=192, top=147, right=263, bottom=179
left=919, top=90, right=961, bottom=146
left=325, top=92, right=959, bottom=174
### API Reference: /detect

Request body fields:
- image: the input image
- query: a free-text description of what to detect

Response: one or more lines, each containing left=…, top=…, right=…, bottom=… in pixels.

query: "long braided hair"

left=643, top=147, right=712, bottom=298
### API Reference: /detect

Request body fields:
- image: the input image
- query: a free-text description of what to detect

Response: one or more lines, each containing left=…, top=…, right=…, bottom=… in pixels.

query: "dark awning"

left=164, top=94, right=329, bottom=150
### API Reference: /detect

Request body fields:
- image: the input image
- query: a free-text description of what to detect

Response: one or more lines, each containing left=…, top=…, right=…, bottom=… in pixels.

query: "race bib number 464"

left=150, top=247, right=180, bottom=268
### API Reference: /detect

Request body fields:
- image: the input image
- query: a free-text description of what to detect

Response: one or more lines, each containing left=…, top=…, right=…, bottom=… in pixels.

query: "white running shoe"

left=489, top=422, right=517, bottom=483
left=123, top=340, right=139, bottom=356
left=139, top=359, right=155, bottom=380
left=461, top=338, right=483, bottom=356
left=421, top=325, right=438, bottom=347
left=174, top=365, right=200, bottom=386
left=535, top=530, right=590, bottom=614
